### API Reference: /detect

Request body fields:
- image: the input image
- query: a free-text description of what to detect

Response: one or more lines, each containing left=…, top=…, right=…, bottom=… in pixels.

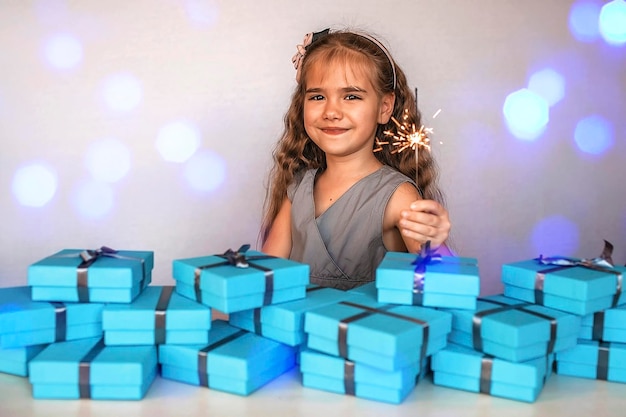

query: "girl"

left=260, top=28, right=452, bottom=290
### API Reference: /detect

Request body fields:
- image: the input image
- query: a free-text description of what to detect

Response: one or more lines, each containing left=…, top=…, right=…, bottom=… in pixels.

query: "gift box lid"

left=300, top=348, right=420, bottom=389
left=376, top=252, right=480, bottom=294
left=172, top=249, right=309, bottom=298
left=581, top=305, right=626, bottom=329
left=501, top=259, right=623, bottom=300
left=0, top=286, right=104, bottom=334
left=447, top=294, right=581, bottom=348
left=0, top=344, right=48, bottom=364
left=304, top=296, right=451, bottom=357
left=29, top=337, right=157, bottom=385
left=556, top=340, right=626, bottom=369
left=28, top=248, right=154, bottom=289
left=229, top=286, right=354, bottom=332
left=432, top=343, right=552, bottom=388
left=102, top=285, right=211, bottom=331
left=348, top=281, right=378, bottom=294
left=158, top=321, right=296, bottom=380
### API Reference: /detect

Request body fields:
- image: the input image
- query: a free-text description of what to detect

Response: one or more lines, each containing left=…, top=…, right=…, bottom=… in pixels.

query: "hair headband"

left=291, top=28, right=398, bottom=90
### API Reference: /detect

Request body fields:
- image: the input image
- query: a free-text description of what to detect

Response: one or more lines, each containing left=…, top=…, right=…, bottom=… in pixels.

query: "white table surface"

left=1, top=366, right=625, bottom=417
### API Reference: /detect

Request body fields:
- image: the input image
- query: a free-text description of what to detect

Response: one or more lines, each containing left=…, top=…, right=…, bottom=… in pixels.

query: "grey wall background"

left=1, top=0, right=624, bottom=295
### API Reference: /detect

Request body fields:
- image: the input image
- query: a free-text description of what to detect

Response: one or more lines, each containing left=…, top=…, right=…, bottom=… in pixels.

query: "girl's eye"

left=308, top=95, right=324, bottom=101
left=345, top=94, right=361, bottom=100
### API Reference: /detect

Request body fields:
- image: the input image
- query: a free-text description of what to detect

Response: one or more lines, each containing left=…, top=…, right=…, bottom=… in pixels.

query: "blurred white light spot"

left=84, top=138, right=131, bottom=183
left=502, top=88, right=550, bottom=141
left=12, top=163, right=58, bottom=207
left=185, top=0, right=220, bottom=26
left=156, top=121, right=202, bottom=163
left=568, top=1, right=601, bottom=42
left=184, top=149, right=226, bottom=192
left=101, top=72, right=142, bottom=112
left=532, top=215, right=579, bottom=257
left=71, top=180, right=114, bottom=219
left=599, top=0, right=626, bottom=45
left=574, top=115, right=614, bottom=155
left=44, top=33, right=83, bottom=70
left=527, top=68, right=565, bottom=107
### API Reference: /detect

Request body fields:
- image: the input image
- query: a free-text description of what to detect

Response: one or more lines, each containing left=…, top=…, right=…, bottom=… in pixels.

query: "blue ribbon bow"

left=411, top=241, right=442, bottom=293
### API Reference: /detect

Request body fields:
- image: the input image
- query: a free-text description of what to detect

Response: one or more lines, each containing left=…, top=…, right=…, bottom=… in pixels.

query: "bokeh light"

left=11, top=163, right=58, bottom=208
left=573, top=114, right=614, bottom=155
left=185, top=0, right=220, bottom=26
left=599, top=0, right=626, bottom=45
left=156, top=121, right=202, bottom=163
left=183, top=149, right=226, bottom=192
left=531, top=215, right=580, bottom=257
left=43, top=33, right=83, bottom=70
left=84, top=138, right=132, bottom=183
left=71, top=180, right=114, bottom=219
left=502, top=88, right=550, bottom=141
left=569, top=1, right=601, bottom=42
left=101, top=72, right=142, bottom=112
left=527, top=68, right=565, bottom=107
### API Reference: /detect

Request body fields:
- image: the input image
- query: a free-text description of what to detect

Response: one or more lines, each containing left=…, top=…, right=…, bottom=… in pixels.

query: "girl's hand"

left=398, top=199, right=451, bottom=252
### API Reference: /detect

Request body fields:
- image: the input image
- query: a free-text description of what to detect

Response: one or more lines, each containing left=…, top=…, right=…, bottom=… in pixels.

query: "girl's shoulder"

left=287, top=168, right=317, bottom=200
left=379, top=165, right=415, bottom=186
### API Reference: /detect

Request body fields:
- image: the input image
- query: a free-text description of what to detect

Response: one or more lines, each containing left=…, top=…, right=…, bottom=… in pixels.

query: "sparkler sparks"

left=374, top=108, right=433, bottom=154
left=373, top=87, right=441, bottom=184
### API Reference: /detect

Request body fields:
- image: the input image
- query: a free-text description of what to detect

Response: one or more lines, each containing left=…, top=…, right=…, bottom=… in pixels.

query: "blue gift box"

left=172, top=246, right=309, bottom=314
left=158, top=321, right=297, bottom=396
left=556, top=339, right=626, bottom=383
left=102, top=285, right=212, bottom=346
left=300, top=348, right=423, bottom=404
left=28, top=248, right=154, bottom=303
left=501, top=258, right=624, bottom=316
left=444, top=294, right=581, bottom=363
left=0, top=286, right=104, bottom=349
left=0, top=344, right=48, bottom=377
left=431, top=343, right=554, bottom=403
left=376, top=251, right=480, bottom=310
left=304, top=295, right=451, bottom=371
left=228, top=286, right=356, bottom=346
left=579, top=305, right=626, bottom=343
left=346, top=281, right=378, bottom=298
left=28, top=337, right=157, bottom=400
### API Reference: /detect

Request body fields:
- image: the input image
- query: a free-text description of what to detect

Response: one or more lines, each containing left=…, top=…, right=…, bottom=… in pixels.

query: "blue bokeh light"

left=185, top=0, right=220, bottom=26
left=43, top=33, right=83, bottom=70
left=574, top=115, right=614, bottom=155
left=11, top=163, right=58, bottom=208
left=502, top=88, right=550, bottom=141
left=156, top=121, right=202, bottom=163
left=569, top=1, right=601, bottom=42
left=101, top=72, right=142, bottom=112
left=71, top=180, right=114, bottom=219
left=183, top=149, right=226, bottom=192
left=531, top=215, right=580, bottom=257
left=84, top=138, right=132, bottom=183
left=527, top=68, right=566, bottom=107
left=599, top=0, right=626, bottom=45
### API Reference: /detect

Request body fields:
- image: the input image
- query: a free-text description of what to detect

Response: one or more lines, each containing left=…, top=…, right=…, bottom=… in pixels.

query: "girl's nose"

left=323, top=100, right=342, bottom=120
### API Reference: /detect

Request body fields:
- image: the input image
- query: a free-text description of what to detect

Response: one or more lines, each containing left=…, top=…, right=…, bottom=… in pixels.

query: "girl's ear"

left=378, top=92, right=396, bottom=124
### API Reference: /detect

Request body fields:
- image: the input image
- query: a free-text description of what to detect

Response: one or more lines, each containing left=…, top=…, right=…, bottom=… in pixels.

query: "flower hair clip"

left=291, top=28, right=330, bottom=83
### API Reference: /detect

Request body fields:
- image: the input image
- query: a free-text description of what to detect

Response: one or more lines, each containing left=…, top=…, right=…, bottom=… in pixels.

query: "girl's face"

left=303, top=58, right=394, bottom=161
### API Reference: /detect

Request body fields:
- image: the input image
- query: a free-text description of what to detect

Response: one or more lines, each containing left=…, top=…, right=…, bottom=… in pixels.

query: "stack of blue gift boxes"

left=428, top=245, right=626, bottom=403
left=0, top=245, right=311, bottom=400
left=499, top=252, right=626, bottom=385
left=1, top=242, right=625, bottom=405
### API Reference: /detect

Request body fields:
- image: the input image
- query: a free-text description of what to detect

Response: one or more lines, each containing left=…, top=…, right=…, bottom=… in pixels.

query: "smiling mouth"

left=321, top=128, right=348, bottom=135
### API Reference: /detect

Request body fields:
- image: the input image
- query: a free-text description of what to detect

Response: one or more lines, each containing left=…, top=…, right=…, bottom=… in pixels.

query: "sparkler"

left=374, top=88, right=437, bottom=184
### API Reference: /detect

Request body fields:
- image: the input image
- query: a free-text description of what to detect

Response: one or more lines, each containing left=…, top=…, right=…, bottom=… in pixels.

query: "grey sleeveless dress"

left=287, top=165, right=415, bottom=290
